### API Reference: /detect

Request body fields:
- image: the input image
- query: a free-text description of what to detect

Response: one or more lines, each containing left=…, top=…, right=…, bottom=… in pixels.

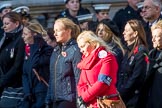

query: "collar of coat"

left=77, top=46, right=107, bottom=70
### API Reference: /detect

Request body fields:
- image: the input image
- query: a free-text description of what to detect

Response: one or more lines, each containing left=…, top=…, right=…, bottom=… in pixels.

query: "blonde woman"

left=77, top=31, right=119, bottom=108
left=45, top=18, right=81, bottom=108
left=22, top=22, right=53, bottom=108
left=138, top=20, right=162, bottom=108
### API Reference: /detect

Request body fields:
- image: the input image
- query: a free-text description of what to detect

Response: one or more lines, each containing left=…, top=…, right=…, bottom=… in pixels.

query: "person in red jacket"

left=77, top=31, right=119, bottom=108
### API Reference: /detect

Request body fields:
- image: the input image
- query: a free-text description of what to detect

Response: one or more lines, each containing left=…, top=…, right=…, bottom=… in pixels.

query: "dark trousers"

left=53, top=100, right=76, bottom=108
left=23, top=92, right=46, bottom=108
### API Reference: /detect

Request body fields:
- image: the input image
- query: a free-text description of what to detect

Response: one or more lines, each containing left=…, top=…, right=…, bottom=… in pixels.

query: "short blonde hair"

left=77, top=31, right=111, bottom=51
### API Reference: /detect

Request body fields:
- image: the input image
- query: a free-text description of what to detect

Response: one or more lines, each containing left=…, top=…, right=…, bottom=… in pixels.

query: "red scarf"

left=77, top=47, right=106, bottom=70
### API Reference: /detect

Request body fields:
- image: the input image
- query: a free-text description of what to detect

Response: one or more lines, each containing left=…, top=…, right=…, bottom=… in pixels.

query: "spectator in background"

left=93, top=4, right=112, bottom=22
left=55, top=0, right=90, bottom=24
left=117, top=19, right=148, bottom=108
left=12, top=6, right=39, bottom=26
left=113, top=0, right=143, bottom=37
left=76, top=13, right=93, bottom=31
left=45, top=18, right=81, bottom=108
left=0, top=2, right=12, bottom=40
left=136, top=2, right=147, bottom=22
left=0, top=3, right=12, bottom=17
left=21, top=22, right=53, bottom=108
left=91, top=4, right=114, bottom=35
left=42, top=28, right=57, bottom=47
left=12, top=6, right=32, bottom=25
left=141, top=0, right=162, bottom=50
left=142, top=0, right=162, bottom=26
left=0, top=12, right=25, bottom=108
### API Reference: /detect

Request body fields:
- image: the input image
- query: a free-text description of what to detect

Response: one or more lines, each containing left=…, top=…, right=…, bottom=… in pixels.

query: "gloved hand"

left=77, top=96, right=87, bottom=108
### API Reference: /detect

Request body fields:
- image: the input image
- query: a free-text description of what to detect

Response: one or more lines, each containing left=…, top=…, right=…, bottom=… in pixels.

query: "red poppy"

left=61, top=51, right=67, bottom=57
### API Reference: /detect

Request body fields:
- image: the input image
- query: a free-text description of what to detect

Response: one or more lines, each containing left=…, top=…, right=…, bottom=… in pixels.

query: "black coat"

left=117, top=44, right=148, bottom=108
left=113, top=5, right=143, bottom=37
left=107, top=42, right=123, bottom=66
left=55, top=7, right=90, bottom=25
left=0, top=20, right=4, bottom=40
left=0, top=27, right=25, bottom=94
left=22, top=35, right=53, bottom=97
left=138, top=49, right=162, bottom=108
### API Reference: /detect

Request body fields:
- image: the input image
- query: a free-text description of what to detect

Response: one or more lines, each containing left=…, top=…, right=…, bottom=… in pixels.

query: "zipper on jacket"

left=54, top=54, right=61, bottom=101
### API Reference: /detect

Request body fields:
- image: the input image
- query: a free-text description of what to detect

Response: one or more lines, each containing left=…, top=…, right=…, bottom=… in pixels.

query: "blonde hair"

left=77, top=31, right=112, bottom=52
left=55, top=18, right=80, bottom=39
left=24, top=22, right=47, bottom=36
left=151, top=19, right=162, bottom=30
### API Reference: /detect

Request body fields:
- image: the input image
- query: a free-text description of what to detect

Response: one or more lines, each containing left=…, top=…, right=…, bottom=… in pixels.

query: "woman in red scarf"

left=77, top=31, right=119, bottom=108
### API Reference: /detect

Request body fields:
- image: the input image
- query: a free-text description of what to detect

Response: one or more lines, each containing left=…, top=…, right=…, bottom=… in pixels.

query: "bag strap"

left=98, top=94, right=119, bottom=100
left=32, top=68, right=49, bottom=87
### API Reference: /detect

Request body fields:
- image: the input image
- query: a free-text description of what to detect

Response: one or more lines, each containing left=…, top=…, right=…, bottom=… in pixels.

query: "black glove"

left=77, top=96, right=87, bottom=108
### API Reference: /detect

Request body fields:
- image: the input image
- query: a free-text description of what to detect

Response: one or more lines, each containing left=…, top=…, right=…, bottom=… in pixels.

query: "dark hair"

left=20, top=11, right=31, bottom=20
left=65, top=0, right=81, bottom=4
left=99, top=19, right=120, bottom=37
left=0, top=6, right=12, bottom=13
left=96, top=19, right=125, bottom=55
left=2, top=12, right=22, bottom=25
left=46, top=28, right=56, bottom=41
left=88, top=21, right=98, bottom=33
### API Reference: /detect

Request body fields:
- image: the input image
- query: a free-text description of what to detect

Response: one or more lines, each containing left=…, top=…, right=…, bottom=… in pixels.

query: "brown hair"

left=2, top=12, right=22, bottom=25
left=127, top=19, right=148, bottom=57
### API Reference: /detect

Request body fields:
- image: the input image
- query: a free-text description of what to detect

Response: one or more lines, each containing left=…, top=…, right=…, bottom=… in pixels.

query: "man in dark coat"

left=55, top=0, right=90, bottom=24
left=113, top=0, right=143, bottom=37
left=141, top=0, right=162, bottom=50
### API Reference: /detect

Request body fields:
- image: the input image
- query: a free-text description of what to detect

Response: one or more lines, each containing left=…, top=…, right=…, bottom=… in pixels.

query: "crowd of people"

left=0, top=0, right=162, bottom=108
